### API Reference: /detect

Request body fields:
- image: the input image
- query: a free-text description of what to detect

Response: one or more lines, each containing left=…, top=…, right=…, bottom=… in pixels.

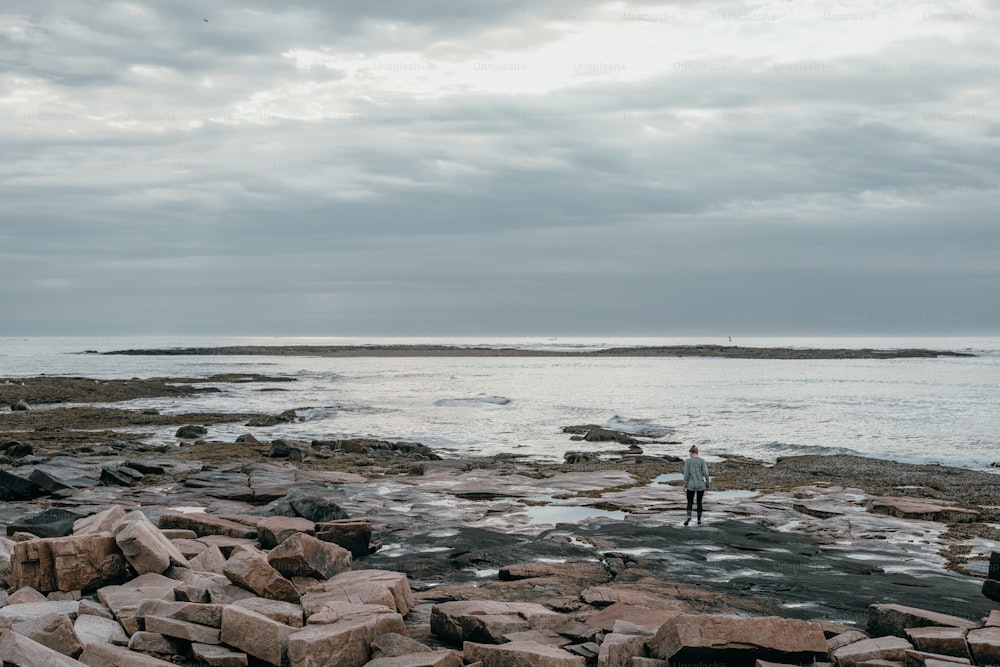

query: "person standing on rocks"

left=683, top=445, right=710, bottom=525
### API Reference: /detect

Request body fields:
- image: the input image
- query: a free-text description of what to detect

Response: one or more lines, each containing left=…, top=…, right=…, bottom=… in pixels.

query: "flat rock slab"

left=867, top=604, right=979, bottom=638
left=463, top=640, right=587, bottom=666
left=967, top=626, right=1000, bottom=665
left=868, top=497, right=979, bottom=523
left=649, top=614, right=828, bottom=666
left=832, top=636, right=914, bottom=667
left=158, top=513, right=257, bottom=539
left=113, top=511, right=189, bottom=574
left=904, top=627, right=971, bottom=659
left=363, top=649, right=464, bottom=666
left=0, top=628, right=85, bottom=667
left=79, top=641, right=179, bottom=666
left=221, top=604, right=296, bottom=667
left=430, top=600, right=563, bottom=645
left=232, top=597, right=304, bottom=627
left=0, top=600, right=80, bottom=623
left=301, top=570, right=413, bottom=618
left=73, top=614, right=129, bottom=647
left=286, top=612, right=406, bottom=667
left=191, top=642, right=249, bottom=667
left=96, top=573, right=178, bottom=635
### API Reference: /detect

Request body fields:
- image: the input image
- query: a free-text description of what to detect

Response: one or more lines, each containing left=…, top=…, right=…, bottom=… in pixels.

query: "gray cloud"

left=2, top=0, right=998, bottom=335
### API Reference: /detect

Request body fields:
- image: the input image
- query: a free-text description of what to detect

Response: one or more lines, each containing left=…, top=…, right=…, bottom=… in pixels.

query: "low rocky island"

left=0, top=375, right=997, bottom=666
left=98, top=344, right=977, bottom=359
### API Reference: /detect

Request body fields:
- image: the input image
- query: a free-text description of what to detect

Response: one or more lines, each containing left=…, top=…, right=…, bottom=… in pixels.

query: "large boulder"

left=221, top=604, right=296, bottom=667
left=430, top=600, right=563, bottom=645
left=364, top=650, right=463, bottom=666
left=647, top=614, right=828, bottom=666
left=866, top=604, right=978, bottom=638
left=263, top=488, right=349, bottom=523
left=831, top=635, right=913, bottom=667
left=144, top=615, right=222, bottom=645
left=11, top=534, right=127, bottom=593
left=11, top=612, right=84, bottom=658
left=158, top=513, right=257, bottom=539
left=135, top=599, right=225, bottom=629
left=223, top=546, right=300, bottom=603
left=300, top=570, right=413, bottom=620
left=73, top=614, right=129, bottom=647
left=79, top=641, right=178, bottom=666
left=96, top=573, right=179, bottom=635
left=287, top=606, right=406, bottom=667
left=73, top=506, right=128, bottom=535
left=597, top=632, right=647, bottom=666
left=175, top=425, right=208, bottom=439
left=0, top=469, right=46, bottom=501
left=314, top=519, right=372, bottom=558
left=967, top=627, right=1000, bottom=665
left=0, top=628, right=84, bottom=667
left=267, top=532, right=352, bottom=580
left=0, top=536, right=15, bottom=586
left=6, top=509, right=86, bottom=538
left=904, top=626, right=971, bottom=659
left=0, top=600, right=79, bottom=624
left=188, top=545, right=227, bottom=575
left=232, top=597, right=304, bottom=628
left=256, top=516, right=315, bottom=549
left=463, top=640, right=587, bottom=666
left=983, top=578, right=1000, bottom=603
left=113, top=511, right=189, bottom=575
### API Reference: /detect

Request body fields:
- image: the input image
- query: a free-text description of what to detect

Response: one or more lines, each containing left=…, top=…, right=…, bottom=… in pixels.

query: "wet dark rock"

left=175, top=425, right=208, bottom=439
left=262, top=489, right=349, bottom=523
left=235, top=434, right=260, bottom=444
left=1, top=440, right=33, bottom=458
left=990, top=552, right=1000, bottom=580
left=0, top=469, right=47, bottom=501
left=267, top=439, right=310, bottom=459
left=6, top=508, right=86, bottom=538
left=122, top=460, right=165, bottom=475
left=247, top=409, right=301, bottom=427
left=33, top=471, right=96, bottom=495
left=100, top=465, right=144, bottom=487
left=983, top=579, right=1000, bottom=602
left=563, top=425, right=641, bottom=445
left=564, top=451, right=598, bottom=464
left=10, top=400, right=31, bottom=411
left=246, top=415, right=283, bottom=427
left=10, top=454, right=48, bottom=467
left=311, top=438, right=441, bottom=460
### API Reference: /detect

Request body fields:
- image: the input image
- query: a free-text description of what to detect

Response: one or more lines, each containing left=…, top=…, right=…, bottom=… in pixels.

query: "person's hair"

left=689, top=445, right=698, bottom=453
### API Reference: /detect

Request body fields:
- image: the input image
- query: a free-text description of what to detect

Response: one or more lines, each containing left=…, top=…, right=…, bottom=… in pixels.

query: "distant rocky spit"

left=97, top=344, right=977, bottom=359
left=0, top=375, right=998, bottom=667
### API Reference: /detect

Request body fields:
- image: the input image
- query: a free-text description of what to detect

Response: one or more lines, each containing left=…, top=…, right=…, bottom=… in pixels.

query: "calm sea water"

left=2, top=336, right=998, bottom=471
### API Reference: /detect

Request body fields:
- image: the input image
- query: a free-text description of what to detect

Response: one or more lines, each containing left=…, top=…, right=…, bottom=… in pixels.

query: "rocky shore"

left=98, top=344, right=977, bottom=359
left=0, top=375, right=998, bottom=666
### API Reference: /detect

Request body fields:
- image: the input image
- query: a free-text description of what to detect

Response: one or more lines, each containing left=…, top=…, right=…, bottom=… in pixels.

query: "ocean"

left=2, top=336, right=998, bottom=471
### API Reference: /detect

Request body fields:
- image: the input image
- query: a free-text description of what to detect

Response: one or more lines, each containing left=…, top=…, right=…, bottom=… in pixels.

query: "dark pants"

left=686, top=489, right=704, bottom=518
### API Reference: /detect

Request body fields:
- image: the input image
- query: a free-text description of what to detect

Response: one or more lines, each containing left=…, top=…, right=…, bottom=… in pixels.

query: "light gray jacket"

left=683, top=455, right=710, bottom=491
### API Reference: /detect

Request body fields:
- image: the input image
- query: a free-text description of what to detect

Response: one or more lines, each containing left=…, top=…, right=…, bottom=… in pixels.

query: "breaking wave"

left=759, top=441, right=861, bottom=457
left=433, top=396, right=512, bottom=407
left=607, top=415, right=675, bottom=438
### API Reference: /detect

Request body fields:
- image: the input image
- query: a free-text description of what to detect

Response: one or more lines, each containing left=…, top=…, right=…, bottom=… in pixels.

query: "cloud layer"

left=3, top=0, right=998, bottom=335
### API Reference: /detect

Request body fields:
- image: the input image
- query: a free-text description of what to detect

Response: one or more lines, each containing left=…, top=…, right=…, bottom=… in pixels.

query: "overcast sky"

left=2, top=0, right=998, bottom=336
